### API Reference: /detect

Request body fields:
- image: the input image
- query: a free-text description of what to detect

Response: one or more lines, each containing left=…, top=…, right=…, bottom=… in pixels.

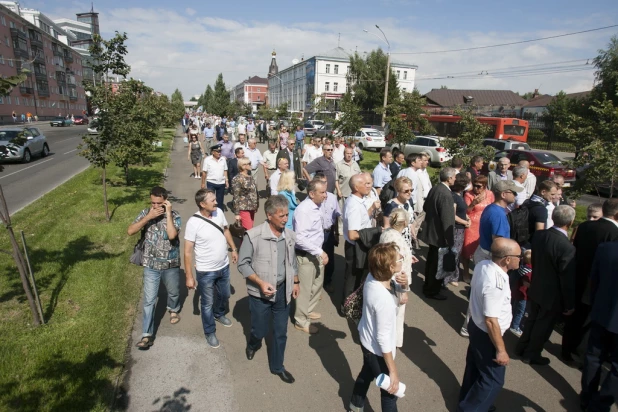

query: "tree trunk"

left=102, top=164, right=110, bottom=222
left=124, top=163, right=130, bottom=186
left=0, top=185, right=41, bottom=326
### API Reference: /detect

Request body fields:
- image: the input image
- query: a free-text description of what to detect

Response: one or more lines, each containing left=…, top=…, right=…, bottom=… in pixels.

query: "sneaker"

left=206, top=333, right=220, bottom=348
left=510, top=328, right=523, bottom=338
left=460, top=327, right=469, bottom=337
left=215, top=315, right=233, bottom=327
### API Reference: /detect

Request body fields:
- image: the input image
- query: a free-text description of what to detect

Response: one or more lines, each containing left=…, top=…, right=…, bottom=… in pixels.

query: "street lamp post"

left=364, top=25, right=391, bottom=127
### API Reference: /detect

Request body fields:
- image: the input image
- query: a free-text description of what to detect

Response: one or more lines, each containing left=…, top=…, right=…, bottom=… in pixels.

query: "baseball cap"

left=494, top=180, right=524, bottom=193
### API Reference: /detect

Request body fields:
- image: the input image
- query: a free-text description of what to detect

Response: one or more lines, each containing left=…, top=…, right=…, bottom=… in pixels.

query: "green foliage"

left=333, top=93, right=364, bottom=138
left=276, top=102, right=289, bottom=120
left=200, top=85, right=214, bottom=112
left=210, top=73, right=231, bottom=115
left=527, top=128, right=545, bottom=141
left=189, top=96, right=198, bottom=101
left=348, top=49, right=399, bottom=111
left=0, top=72, right=28, bottom=99
left=384, top=89, right=434, bottom=146
left=592, top=35, right=618, bottom=106
left=170, top=88, right=185, bottom=120
left=257, top=104, right=276, bottom=121
left=440, top=107, right=494, bottom=165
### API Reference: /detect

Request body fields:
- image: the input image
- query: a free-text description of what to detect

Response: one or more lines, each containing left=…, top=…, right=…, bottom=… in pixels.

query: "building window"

left=257, top=88, right=260, bottom=92
left=4, top=36, right=8, bottom=47
left=0, top=55, right=3, bottom=64
left=403, top=71, right=407, bottom=80
left=396, top=70, right=400, bottom=79
left=325, top=64, right=330, bottom=74
left=1, top=16, right=5, bottom=26
left=0, top=96, right=3, bottom=104
left=8, top=59, right=13, bottom=67
left=9, top=21, right=14, bottom=29
left=333, top=82, right=338, bottom=92
left=334, top=64, right=339, bottom=74
left=325, top=82, right=330, bottom=92
left=6, top=96, right=10, bottom=104
left=15, top=97, right=19, bottom=105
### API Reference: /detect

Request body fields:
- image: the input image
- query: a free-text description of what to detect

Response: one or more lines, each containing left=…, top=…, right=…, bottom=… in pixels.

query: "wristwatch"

left=228, top=247, right=237, bottom=252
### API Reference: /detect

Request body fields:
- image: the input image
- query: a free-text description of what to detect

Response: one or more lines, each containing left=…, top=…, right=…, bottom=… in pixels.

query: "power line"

left=391, top=24, right=618, bottom=55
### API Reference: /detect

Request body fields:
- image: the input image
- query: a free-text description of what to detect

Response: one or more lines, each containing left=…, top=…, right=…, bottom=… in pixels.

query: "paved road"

left=0, top=123, right=90, bottom=215
left=120, top=135, right=605, bottom=412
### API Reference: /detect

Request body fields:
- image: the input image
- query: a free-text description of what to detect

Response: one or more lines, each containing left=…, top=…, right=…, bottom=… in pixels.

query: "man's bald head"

left=518, top=160, right=530, bottom=168
left=349, top=173, right=365, bottom=193
left=491, top=238, right=522, bottom=271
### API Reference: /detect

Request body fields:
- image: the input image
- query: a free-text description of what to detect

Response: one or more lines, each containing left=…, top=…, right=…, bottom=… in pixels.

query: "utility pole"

left=382, top=52, right=390, bottom=128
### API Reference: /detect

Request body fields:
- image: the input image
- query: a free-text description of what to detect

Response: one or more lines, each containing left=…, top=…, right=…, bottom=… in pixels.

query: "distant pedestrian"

left=220, top=134, right=234, bottom=160
left=20, top=113, right=25, bottom=123
left=279, top=127, right=289, bottom=151
left=294, top=125, right=305, bottom=151
left=246, top=118, right=256, bottom=140
left=12, top=111, right=16, bottom=122
left=276, top=139, right=302, bottom=180
left=372, top=148, right=393, bottom=194
left=184, top=189, right=239, bottom=349
left=201, top=144, right=228, bottom=209
left=128, top=186, right=181, bottom=349
left=303, top=143, right=337, bottom=193
left=227, top=147, right=244, bottom=188
left=238, top=195, right=300, bottom=384
left=203, top=123, right=215, bottom=151
left=187, top=134, right=205, bottom=179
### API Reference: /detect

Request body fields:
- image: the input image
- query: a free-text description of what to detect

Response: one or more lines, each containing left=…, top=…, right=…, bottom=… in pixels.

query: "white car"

left=350, top=128, right=386, bottom=151
left=0, top=127, right=49, bottom=163
left=391, top=135, right=452, bottom=166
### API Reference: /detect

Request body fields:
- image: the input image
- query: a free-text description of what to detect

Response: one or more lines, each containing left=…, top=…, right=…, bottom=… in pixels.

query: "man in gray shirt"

left=303, top=143, right=337, bottom=193
left=237, top=195, right=299, bottom=384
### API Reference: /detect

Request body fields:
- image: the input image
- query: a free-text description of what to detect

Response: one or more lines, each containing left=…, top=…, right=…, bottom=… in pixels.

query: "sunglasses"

left=323, top=149, right=333, bottom=151
left=401, top=189, right=412, bottom=194
left=473, top=184, right=484, bottom=188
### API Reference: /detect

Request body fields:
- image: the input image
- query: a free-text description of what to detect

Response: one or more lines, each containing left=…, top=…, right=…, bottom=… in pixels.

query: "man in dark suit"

left=276, top=138, right=302, bottom=180
left=563, top=199, right=618, bottom=361
left=389, top=151, right=404, bottom=178
left=516, top=205, right=576, bottom=365
left=581, top=240, right=618, bottom=412
left=227, top=146, right=244, bottom=192
left=258, top=120, right=268, bottom=143
left=419, top=167, right=457, bottom=300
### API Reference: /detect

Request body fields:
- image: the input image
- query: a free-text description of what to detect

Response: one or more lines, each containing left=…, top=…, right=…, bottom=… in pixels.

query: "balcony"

left=19, top=86, right=34, bottom=95
left=32, top=53, right=45, bottom=64
left=13, top=47, right=29, bottom=59
left=29, top=36, right=43, bottom=48
left=10, top=28, right=26, bottom=40
left=63, top=53, right=74, bottom=63
left=69, top=95, right=78, bottom=101
left=34, top=70, right=47, bottom=79
left=37, top=88, right=50, bottom=97
left=67, top=75, right=76, bottom=85
left=52, top=49, right=63, bottom=58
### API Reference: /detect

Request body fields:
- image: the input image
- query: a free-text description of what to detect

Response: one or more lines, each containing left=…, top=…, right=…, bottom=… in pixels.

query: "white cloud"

left=185, top=7, right=196, bottom=16
left=41, top=5, right=606, bottom=100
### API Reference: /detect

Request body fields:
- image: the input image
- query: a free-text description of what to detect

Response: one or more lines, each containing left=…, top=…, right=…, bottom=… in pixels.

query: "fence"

left=526, top=119, right=576, bottom=153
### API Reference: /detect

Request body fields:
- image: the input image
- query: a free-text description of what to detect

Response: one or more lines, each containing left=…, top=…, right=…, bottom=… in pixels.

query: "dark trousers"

left=323, top=230, right=336, bottom=286
left=247, top=283, right=289, bottom=374
left=581, top=322, right=618, bottom=412
left=207, top=182, right=226, bottom=210
left=423, top=245, right=442, bottom=297
left=515, top=299, right=561, bottom=360
left=458, top=320, right=505, bottom=411
left=342, top=241, right=363, bottom=305
left=563, top=302, right=591, bottom=356
left=350, top=345, right=398, bottom=412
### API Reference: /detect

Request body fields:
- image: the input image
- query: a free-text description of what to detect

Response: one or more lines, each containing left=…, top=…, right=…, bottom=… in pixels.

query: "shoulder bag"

left=129, top=228, right=146, bottom=266
left=192, top=213, right=224, bottom=235
left=342, top=282, right=365, bottom=322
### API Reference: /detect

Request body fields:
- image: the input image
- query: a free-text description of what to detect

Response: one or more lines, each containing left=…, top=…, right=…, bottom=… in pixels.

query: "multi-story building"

left=0, top=3, right=89, bottom=121
left=231, top=76, right=268, bottom=113
left=267, top=47, right=417, bottom=115
left=54, top=9, right=100, bottom=85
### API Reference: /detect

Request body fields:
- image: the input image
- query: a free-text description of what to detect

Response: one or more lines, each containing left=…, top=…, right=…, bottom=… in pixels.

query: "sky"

left=30, top=0, right=618, bottom=100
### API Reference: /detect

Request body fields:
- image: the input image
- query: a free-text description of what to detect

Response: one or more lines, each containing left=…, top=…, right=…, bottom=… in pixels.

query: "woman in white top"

left=379, top=209, right=418, bottom=348
left=350, top=243, right=405, bottom=412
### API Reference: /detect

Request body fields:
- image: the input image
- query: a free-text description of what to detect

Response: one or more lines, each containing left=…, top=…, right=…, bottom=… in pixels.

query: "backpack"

left=508, top=200, right=530, bottom=245
left=379, top=178, right=397, bottom=210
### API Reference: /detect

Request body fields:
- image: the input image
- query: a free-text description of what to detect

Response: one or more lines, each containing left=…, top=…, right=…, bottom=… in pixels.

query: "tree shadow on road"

left=151, top=387, right=192, bottom=412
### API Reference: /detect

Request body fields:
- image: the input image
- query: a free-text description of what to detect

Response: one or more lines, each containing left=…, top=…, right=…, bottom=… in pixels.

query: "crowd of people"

left=128, top=112, right=618, bottom=412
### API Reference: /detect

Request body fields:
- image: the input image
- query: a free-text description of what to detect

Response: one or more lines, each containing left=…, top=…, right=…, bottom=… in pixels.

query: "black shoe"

left=489, top=406, right=496, bottom=412
left=246, top=347, right=255, bottom=360
left=562, top=352, right=575, bottom=362
left=425, top=293, right=447, bottom=301
left=523, top=356, right=550, bottom=366
left=272, top=369, right=295, bottom=384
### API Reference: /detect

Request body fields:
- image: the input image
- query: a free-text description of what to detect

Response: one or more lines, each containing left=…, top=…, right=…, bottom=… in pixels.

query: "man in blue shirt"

left=371, top=148, right=393, bottom=195
left=294, top=125, right=306, bottom=151
left=203, top=123, right=215, bottom=151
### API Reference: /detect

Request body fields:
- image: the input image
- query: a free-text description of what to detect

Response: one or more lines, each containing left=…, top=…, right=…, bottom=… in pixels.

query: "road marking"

left=0, top=158, right=54, bottom=180
left=64, top=149, right=77, bottom=155
left=56, top=137, right=80, bottom=144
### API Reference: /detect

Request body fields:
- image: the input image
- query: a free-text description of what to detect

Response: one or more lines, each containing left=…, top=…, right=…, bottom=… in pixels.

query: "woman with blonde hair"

left=279, top=126, right=290, bottom=150
left=380, top=208, right=417, bottom=348
left=231, top=157, right=259, bottom=230
left=277, top=170, right=298, bottom=230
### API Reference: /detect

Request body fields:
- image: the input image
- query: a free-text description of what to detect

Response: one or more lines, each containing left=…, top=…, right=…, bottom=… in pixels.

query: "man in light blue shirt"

left=314, top=173, right=341, bottom=293
left=294, top=125, right=306, bottom=151
left=203, top=123, right=215, bottom=151
left=372, top=148, right=393, bottom=194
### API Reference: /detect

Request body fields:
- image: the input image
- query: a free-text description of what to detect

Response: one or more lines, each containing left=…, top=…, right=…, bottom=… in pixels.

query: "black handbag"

left=442, top=249, right=457, bottom=272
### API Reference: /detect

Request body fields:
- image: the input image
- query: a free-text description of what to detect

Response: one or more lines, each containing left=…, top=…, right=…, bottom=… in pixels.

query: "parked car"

left=308, top=120, right=325, bottom=130
left=0, top=127, right=49, bottom=163
left=50, top=117, right=72, bottom=127
left=73, top=115, right=89, bottom=125
left=349, top=128, right=386, bottom=151
left=315, top=123, right=340, bottom=138
left=488, top=149, right=576, bottom=186
left=303, top=122, right=317, bottom=137
left=363, top=125, right=385, bottom=136
left=391, top=135, right=452, bottom=167
left=483, top=138, right=530, bottom=151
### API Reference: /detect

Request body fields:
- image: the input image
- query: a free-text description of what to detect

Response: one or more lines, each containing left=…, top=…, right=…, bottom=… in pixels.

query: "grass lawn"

left=0, top=128, right=175, bottom=411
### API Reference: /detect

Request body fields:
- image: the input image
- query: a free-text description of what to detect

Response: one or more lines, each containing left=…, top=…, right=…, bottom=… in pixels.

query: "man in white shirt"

left=233, top=134, right=248, bottom=151
left=416, top=152, right=433, bottom=212
left=302, top=138, right=323, bottom=166
left=262, top=142, right=279, bottom=179
left=397, top=153, right=423, bottom=211
left=201, top=144, right=228, bottom=210
left=246, top=138, right=268, bottom=184
left=519, top=160, right=536, bottom=199
left=237, top=120, right=246, bottom=138
left=332, top=137, right=345, bottom=164
left=509, top=166, right=529, bottom=211
left=184, top=188, right=239, bottom=349
left=269, top=158, right=289, bottom=196
left=459, top=237, right=521, bottom=411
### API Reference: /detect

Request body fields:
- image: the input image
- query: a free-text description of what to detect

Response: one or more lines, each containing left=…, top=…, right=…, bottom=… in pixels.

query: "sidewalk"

left=119, top=133, right=591, bottom=411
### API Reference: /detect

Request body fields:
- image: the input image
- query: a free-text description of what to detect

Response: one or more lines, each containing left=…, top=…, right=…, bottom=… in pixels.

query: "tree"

left=79, top=32, right=130, bottom=222
left=170, top=88, right=185, bottom=120
left=189, top=96, right=198, bottom=102
left=276, top=102, right=289, bottom=120
left=333, top=92, right=363, bottom=140
left=211, top=73, right=231, bottom=115
left=348, top=49, right=399, bottom=111
left=592, top=35, right=618, bottom=106
left=384, top=89, right=434, bottom=146
left=201, top=85, right=214, bottom=113
left=440, top=107, right=494, bottom=165
left=440, top=85, right=449, bottom=89
left=257, top=104, right=276, bottom=121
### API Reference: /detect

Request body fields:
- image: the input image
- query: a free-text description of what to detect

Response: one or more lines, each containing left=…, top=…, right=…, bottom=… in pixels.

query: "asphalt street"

left=120, top=134, right=609, bottom=412
left=0, top=122, right=90, bottom=215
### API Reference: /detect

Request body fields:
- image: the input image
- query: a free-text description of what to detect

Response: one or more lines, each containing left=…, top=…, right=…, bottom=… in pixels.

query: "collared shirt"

left=202, top=155, right=228, bottom=185
left=302, top=145, right=322, bottom=164
left=373, top=162, right=392, bottom=189
left=332, top=145, right=345, bottom=163
left=546, top=202, right=555, bottom=228
left=417, top=168, right=433, bottom=199
left=512, top=180, right=527, bottom=210
left=469, top=260, right=512, bottom=335
left=237, top=123, right=246, bottom=134
left=269, top=169, right=282, bottom=195
left=246, top=122, right=255, bottom=132
left=233, top=141, right=248, bottom=151
left=554, top=226, right=568, bottom=237
left=204, top=127, right=215, bottom=138
left=295, top=130, right=305, bottom=141
left=220, top=141, right=234, bottom=159
left=246, top=147, right=264, bottom=169
left=293, top=198, right=324, bottom=256
left=305, top=156, right=337, bottom=193
left=321, top=192, right=341, bottom=229
left=284, top=149, right=295, bottom=172
left=343, top=194, right=372, bottom=244
left=336, top=160, right=362, bottom=198
left=523, top=173, right=537, bottom=199
left=133, top=209, right=182, bottom=270
left=263, top=149, right=279, bottom=170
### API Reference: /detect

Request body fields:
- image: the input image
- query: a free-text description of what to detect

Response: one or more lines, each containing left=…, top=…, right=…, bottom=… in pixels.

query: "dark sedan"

left=50, top=117, right=72, bottom=127
left=489, top=149, right=576, bottom=186
left=73, top=115, right=89, bottom=125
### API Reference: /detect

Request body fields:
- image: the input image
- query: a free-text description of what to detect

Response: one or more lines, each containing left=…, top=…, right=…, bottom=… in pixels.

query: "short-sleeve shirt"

left=336, top=160, right=362, bottom=198
left=133, top=209, right=182, bottom=270
left=184, top=209, right=229, bottom=272
left=343, top=195, right=372, bottom=244
left=479, top=203, right=510, bottom=251
left=302, top=145, right=322, bottom=164
left=372, top=162, right=392, bottom=189
left=469, top=260, right=512, bottom=335
left=202, top=155, right=228, bottom=185
left=305, top=156, right=337, bottom=193
left=527, top=197, right=548, bottom=238
left=246, top=148, right=264, bottom=169
left=453, top=192, right=468, bottom=229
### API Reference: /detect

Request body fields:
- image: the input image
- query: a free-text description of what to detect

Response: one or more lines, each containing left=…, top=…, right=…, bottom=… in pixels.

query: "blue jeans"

left=248, top=282, right=289, bottom=373
left=458, top=320, right=505, bottom=411
left=196, top=265, right=231, bottom=335
left=511, top=299, right=527, bottom=330
left=296, top=139, right=304, bottom=151
left=142, top=267, right=180, bottom=337
left=351, top=345, right=398, bottom=411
